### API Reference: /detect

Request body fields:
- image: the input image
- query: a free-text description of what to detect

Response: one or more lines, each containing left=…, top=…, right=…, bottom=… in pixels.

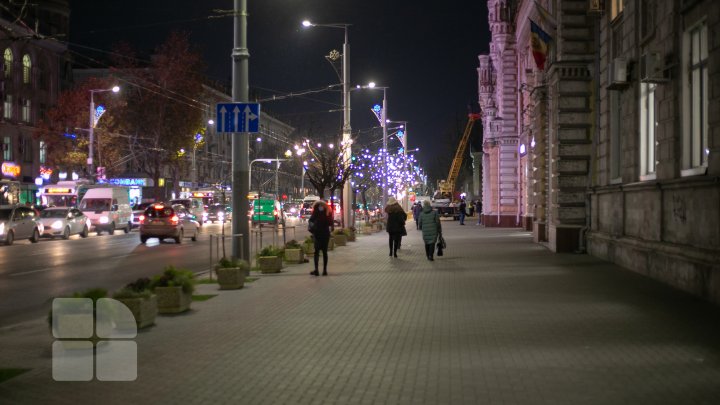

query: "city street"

left=0, top=219, right=310, bottom=327
left=2, top=225, right=720, bottom=404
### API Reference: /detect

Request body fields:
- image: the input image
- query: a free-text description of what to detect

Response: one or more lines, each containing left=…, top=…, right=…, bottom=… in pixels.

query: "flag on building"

left=530, top=19, right=552, bottom=70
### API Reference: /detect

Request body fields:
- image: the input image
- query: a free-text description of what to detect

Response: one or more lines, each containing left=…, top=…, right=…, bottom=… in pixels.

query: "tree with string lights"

left=301, top=138, right=354, bottom=205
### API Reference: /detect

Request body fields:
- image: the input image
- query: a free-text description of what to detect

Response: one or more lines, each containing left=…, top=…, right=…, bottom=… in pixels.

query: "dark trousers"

left=388, top=233, right=402, bottom=255
left=313, top=236, right=329, bottom=272
left=459, top=211, right=466, bottom=225
left=415, top=218, right=420, bottom=230
left=424, top=243, right=434, bottom=259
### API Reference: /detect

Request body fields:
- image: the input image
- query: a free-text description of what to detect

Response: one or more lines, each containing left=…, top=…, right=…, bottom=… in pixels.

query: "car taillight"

left=139, top=215, right=145, bottom=224
left=171, top=215, right=179, bottom=225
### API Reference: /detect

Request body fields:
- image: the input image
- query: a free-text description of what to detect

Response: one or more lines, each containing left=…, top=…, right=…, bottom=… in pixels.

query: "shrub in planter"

left=346, top=227, right=356, bottom=242
left=303, top=236, right=315, bottom=255
left=331, top=229, right=348, bottom=246
left=214, top=257, right=249, bottom=290
left=256, top=245, right=284, bottom=273
left=150, top=266, right=195, bottom=314
left=112, top=278, right=157, bottom=329
left=283, top=240, right=305, bottom=264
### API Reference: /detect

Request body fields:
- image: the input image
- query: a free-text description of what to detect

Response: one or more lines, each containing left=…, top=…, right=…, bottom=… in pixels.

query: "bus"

left=40, top=180, right=91, bottom=207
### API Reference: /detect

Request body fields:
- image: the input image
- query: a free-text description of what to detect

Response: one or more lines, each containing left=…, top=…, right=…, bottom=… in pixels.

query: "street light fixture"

left=357, top=82, right=390, bottom=207
left=302, top=19, right=353, bottom=228
left=88, top=85, right=120, bottom=180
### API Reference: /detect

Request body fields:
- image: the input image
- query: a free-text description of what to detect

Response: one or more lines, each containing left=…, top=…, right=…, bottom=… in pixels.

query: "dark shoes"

left=428, top=256, right=434, bottom=261
left=310, top=270, right=319, bottom=276
left=322, top=271, right=328, bottom=276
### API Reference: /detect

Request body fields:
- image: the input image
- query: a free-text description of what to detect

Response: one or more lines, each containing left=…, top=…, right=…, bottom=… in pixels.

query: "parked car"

left=251, top=198, right=284, bottom=226
left=131, top=203, right=153, bottom=228
left=206, top=204, right=230, bottom=223
left=38, top=207, right=90, bottom=239
left=138, top=203, right=199, bottom=244
left=0, top=205, right=43, bottom=245
left=170, top=198, right=206, bottom=225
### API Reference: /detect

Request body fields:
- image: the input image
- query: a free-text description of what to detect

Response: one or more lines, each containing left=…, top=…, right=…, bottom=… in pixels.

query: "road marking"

left=9, top=267, right=55, bottom=277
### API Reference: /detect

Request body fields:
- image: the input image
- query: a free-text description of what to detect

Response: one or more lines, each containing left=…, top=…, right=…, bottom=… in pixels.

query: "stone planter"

left=284, top=248, right=305, bottom=264
left=333, top=234, right=348, bottom=246
left=361, top=225, right=373, bottom=235
left=328, top=238, right=335, bottom=251
left=347, top=231, right=356, bottom=242
left=303, top=242, right=315, bottom=255
left=215, top=267, right=245, bottom=290
left=116, top=295, right=158, bottom=329
left=153, top=286, right=192, bottom=314
left=374, top=222, right=384, bottom=231
left=258, top=256, right=283, bottom=273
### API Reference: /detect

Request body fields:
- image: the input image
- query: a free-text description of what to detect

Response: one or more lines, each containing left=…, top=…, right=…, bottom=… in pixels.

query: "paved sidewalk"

left=2, top=223, right=720, bottom=404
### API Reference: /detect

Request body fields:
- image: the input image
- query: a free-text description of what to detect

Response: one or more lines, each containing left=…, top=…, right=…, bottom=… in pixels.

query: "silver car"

left=38, top=207, right=90, bottom=239
left=139, top=203, right=199, bottom=244
left=0, top=206, right=43, bottom=246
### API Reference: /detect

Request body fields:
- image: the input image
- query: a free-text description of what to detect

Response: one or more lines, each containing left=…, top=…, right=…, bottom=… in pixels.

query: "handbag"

left=436, top=233, right=446, bottom=256
left=307, top=218, right=316, bottom=233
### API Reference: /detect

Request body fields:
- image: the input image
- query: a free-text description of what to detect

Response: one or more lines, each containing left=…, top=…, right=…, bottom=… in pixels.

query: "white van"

left=78, top=187, right=133, bottom=235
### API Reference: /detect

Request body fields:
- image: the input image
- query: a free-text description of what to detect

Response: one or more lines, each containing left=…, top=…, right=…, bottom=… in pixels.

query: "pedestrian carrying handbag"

left=436, top=233, right=446, bottom=256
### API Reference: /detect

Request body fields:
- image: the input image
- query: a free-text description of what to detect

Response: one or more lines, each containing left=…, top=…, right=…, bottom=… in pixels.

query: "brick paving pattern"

left=2, top=223, right=720, bottom=404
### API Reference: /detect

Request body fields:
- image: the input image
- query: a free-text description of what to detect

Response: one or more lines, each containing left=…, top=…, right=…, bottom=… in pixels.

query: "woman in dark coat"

left=308, top=200, right=332, bottom=276
left=384, top=197, right=407, bottom=258
left=418, top=200, right=441, bottom=261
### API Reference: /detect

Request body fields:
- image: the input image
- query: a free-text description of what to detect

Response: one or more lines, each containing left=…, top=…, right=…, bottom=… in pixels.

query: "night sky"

left=69, top=0, right=490, bottom=179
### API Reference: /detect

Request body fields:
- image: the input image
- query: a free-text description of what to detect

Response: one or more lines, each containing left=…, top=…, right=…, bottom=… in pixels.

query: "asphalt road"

left=0, top=218, right=310, bottom=327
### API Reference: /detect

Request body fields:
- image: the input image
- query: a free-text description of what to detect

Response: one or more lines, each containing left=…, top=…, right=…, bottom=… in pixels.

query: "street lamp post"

left=232, top=0, right=250, bottom=262
left=87, top=85, right=119, bottom=180
left=358, top=82, right=390, bottom=207
left=302, top=20, right=353, bottom=228
left=249, top=158, right=288, bottom=196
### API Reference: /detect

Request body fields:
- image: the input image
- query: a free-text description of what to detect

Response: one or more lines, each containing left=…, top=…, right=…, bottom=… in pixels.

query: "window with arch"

left=3, top=48, right=13, bottom=78
left=22, top=54, right=31, bottom=84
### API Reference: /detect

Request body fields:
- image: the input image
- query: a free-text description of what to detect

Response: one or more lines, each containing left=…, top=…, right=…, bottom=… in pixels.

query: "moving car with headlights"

left=170, top=198, right=205, bottom=225
left=0, top=205, right=43, bottom=245
left=38, top=207, right=90, bottom=239
left=78, top=187, right=133, bottom=235
left=251, top=198, right=284, bottom=226
left=138, top=203, right=199, bottom=244
left=206, top=204, right=230, bottom=223
left=282, top=202, right=300, bottom=218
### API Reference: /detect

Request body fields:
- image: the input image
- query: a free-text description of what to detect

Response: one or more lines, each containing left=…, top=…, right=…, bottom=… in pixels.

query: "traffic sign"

left=216, top=103, right=261, bottom=133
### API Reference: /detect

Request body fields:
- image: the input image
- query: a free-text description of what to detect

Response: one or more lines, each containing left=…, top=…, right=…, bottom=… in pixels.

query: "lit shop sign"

left=1, top=162, right=20, bottom=178
left=99, top=178, right=150, bottom=187
left=192, top=192, right=212, bottom=197
left=45, top=188, right=74, bottom=194
left=40, top=166, right=53, bottom=180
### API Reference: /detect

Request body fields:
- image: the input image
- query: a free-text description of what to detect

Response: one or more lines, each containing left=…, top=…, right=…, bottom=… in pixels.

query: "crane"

left=437, top=113, right=481, bottom=198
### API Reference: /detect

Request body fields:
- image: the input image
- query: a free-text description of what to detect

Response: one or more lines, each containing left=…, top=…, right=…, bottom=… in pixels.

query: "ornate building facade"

left=479, top=0, right=720, bottom=303
left=0, top=0, right=70, bottom=204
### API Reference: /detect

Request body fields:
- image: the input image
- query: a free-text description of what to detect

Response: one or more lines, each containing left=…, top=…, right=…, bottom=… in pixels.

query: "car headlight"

left=99, top=216, right=109, bottom=224
left=0, top=223, right=4, bottom=235
left=51, top=220, right=64, bottom=230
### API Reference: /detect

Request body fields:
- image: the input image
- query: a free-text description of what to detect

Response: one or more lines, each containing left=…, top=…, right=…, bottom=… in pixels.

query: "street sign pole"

left=232, top=0, right=250, bottom=263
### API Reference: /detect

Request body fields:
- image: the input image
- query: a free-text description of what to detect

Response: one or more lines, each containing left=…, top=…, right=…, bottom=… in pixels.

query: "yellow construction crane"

left=437, top=113, right=481, bottom=198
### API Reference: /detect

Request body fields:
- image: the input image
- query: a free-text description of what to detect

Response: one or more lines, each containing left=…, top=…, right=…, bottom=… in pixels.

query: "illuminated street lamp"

left=357, top=82, right=389, bottom=207
left=302, top=19, right=353, bottom=227
left=88, top=85, right=119, bottom=179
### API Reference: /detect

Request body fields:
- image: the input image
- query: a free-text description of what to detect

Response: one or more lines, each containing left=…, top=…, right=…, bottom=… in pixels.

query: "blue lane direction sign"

left=216, top=103, right=261, bottom=133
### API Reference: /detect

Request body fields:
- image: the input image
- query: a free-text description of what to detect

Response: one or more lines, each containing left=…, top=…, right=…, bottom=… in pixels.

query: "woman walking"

left=418, top=200, right=441, bottom=261
left=308, top=200, right=332, bottom=276
left=385, top=197, right=407, bottom=258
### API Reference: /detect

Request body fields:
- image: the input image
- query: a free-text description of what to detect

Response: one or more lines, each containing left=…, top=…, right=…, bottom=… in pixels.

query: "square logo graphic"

left=52, top=298, right=138, bottom=381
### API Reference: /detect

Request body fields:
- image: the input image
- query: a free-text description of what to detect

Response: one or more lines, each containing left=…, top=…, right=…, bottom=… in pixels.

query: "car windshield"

left=79, top=198, right=111, bottom=211
left=40, top=210, right=68, bottom=218
left=209, top=205, right=225, bottom=213
left=0, top=209, right=11, bottom=220
left=170, top=199, right=191, bottom=209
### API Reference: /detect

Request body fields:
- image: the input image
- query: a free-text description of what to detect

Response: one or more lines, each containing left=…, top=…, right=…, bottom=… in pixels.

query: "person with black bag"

left=418, top=200, right=441, bottom=261
left=308, top=200, right=332, bottom=276
left=385, top=197, right=408, bottom=258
